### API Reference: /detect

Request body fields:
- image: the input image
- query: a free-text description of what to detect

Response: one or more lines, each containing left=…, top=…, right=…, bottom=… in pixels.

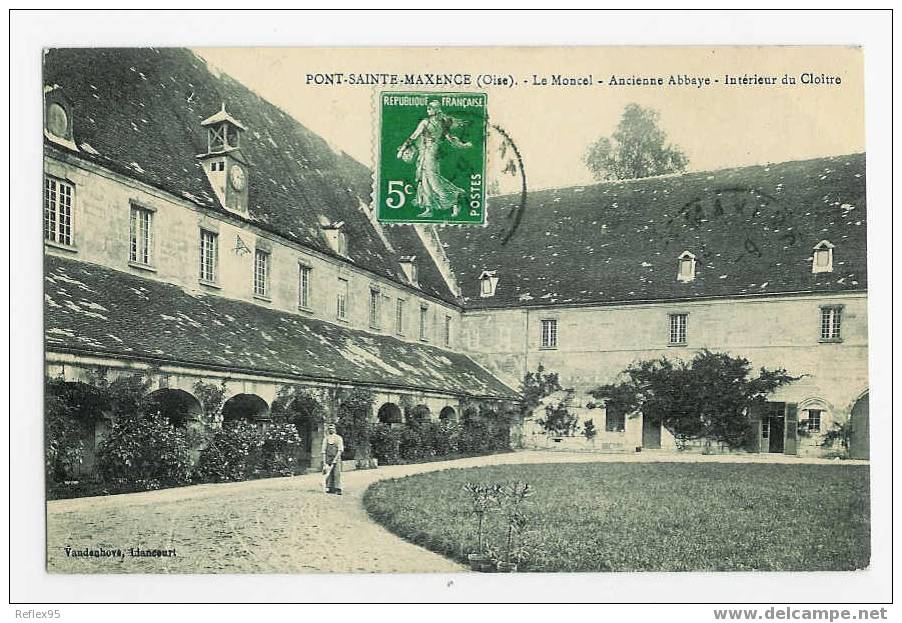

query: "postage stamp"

left=376, top=91, right=487, bottom=225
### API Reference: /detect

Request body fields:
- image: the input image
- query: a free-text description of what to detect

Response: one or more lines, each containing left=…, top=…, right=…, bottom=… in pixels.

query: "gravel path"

left=46, top=450, right=865, bottom=574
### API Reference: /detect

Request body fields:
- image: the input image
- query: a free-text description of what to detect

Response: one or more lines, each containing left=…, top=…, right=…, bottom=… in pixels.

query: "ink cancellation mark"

left=376, top=92, right=487, bottom=226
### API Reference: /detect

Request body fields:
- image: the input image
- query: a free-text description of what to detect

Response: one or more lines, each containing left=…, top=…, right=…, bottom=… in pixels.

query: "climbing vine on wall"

left=336, top=388, right=374, bottom=460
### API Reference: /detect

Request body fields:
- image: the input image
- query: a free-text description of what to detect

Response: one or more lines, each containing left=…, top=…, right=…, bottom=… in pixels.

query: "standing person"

left=321, top=423, right=344, bottom=495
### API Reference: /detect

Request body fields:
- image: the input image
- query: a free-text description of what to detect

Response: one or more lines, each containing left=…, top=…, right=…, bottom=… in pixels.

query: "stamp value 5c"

left=376, top=91, right=487, bottom=225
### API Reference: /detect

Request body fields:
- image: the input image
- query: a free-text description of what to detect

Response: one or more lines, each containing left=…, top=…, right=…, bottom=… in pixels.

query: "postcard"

left=42, top=45, right=869, bottom=577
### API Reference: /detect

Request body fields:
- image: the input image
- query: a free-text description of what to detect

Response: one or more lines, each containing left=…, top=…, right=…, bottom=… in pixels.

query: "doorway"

left=642, top=416, right=661, bottom=449
left=766, top=415, right=785, bottom=453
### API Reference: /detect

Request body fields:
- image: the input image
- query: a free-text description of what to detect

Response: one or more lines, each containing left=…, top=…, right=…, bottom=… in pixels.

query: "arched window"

left=798, top=398, right=831, bottom=434
left=222, top=393, right=270, bottom=423
left=145, top=388, right=203, bottom=428
left=439, top=406, right=457, bottom=422
left=377, top=402, right=402, bottom=424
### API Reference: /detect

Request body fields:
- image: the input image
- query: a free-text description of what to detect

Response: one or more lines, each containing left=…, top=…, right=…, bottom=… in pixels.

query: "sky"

left=195, top=47, right=865, bottom=192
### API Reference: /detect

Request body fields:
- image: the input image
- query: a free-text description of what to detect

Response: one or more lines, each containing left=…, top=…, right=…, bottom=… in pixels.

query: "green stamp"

left=376, top=91, right=487, bottom=225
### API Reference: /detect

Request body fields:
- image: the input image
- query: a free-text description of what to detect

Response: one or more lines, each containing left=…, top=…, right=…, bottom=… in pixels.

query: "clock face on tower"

left=229, top=164, right=246, bottom=191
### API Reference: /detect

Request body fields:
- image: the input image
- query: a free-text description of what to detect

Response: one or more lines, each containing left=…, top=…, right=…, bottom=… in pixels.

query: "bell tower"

left=198, top=104, right=250, bottom=216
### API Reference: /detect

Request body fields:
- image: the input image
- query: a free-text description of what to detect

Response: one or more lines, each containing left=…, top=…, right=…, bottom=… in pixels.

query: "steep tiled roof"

left=44, top=256, right=515, bottom=399
left=439, top=154, right=867, bottom=308
left=43, top=48, right=457, bottom=304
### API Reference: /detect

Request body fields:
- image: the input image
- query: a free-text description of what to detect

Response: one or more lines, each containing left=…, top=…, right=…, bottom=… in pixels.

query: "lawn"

left=362, top=462, right=870, bottom=572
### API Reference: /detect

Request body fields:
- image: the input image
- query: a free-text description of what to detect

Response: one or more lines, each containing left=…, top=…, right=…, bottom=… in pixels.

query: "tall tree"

left=583, top=103, right=688, bottom=181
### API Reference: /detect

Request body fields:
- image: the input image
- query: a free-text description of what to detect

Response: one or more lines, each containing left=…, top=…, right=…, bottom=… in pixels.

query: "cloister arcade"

left=46, top=355, right=467, bottom=476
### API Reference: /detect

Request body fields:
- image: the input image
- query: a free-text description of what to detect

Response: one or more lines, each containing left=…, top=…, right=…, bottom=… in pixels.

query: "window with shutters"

left=44, top=177, right=74, bottom=247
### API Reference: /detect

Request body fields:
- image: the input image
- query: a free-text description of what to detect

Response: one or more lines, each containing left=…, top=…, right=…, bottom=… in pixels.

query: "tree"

left=589, top=350, right=799, bottom=449
left=583, top=103, right=688, bottom=181
left=537, top=390, right=578, bottom=437
left=519, top=365, right=564, bottom=420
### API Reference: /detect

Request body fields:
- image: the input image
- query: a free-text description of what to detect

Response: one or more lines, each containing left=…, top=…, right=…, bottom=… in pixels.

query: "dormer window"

left=812, top=240, right=834, bottom=274
left=677, top=251, right=696, bottom=283
left=479, top=270, right=499, bottom=297
left=43, top=87, right=77, bottom=151
left=322, top=222, right=349, bottom=256
left=399, top=256, right=418, bottom=286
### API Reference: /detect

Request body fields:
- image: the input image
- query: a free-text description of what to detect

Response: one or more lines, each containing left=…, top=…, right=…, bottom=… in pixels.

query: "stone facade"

left=461, top=292, right=868, bottom=456
left=44, top=152, right=461, bottom=349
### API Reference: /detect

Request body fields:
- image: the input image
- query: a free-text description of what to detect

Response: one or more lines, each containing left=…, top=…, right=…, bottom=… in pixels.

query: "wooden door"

left=642, top=416, right=661, bottom=449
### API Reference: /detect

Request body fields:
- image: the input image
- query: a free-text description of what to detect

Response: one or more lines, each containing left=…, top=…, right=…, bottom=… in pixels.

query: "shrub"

left=405, top=404, right=432, bottom=428
left=95, top=412, right=192, bottom=489
left=399, top=425, right=426, bottom=462
left=821, top=420, right=853, bottom=457
left=487, top=403, right=515, bottom=450
left=458, top=404, right=489, bottom=454
left=583, top=419, right=598, bottom=442
left=257, top=422, right=304, bottom=477
left=430, top=421, right=459, bottom=456
left=45, top=392, right=87, bottom=482
left=370, top=423, right=402, bottom=465
left=193, top=420, right=262, bottom=483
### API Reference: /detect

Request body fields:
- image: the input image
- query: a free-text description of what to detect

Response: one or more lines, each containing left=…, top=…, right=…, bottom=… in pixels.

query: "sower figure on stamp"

left=321, top=423, right=344, bottom=495
left=397, top=100, right=471, bottom=217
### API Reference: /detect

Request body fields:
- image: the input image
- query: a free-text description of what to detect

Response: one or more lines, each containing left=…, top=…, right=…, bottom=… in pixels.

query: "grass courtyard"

left=363, top=462, right=870, bottom=572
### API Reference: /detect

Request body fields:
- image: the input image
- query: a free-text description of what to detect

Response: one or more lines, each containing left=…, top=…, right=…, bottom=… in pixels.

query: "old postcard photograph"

left=8, top=7, right=891, bottom=611
left=38, top=44, right=874, bottom=580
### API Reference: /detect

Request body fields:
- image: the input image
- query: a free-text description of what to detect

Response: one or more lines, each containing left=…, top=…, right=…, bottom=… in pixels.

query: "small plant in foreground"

left=496, top=482, right=531, bottom=571
left=463, top=482, right=502, bottom=566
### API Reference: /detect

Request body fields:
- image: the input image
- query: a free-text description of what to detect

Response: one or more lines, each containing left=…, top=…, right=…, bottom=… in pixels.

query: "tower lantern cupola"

left=201, top=103, right=246, bottom=153
left=198, top=104, right=250, bottom=216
